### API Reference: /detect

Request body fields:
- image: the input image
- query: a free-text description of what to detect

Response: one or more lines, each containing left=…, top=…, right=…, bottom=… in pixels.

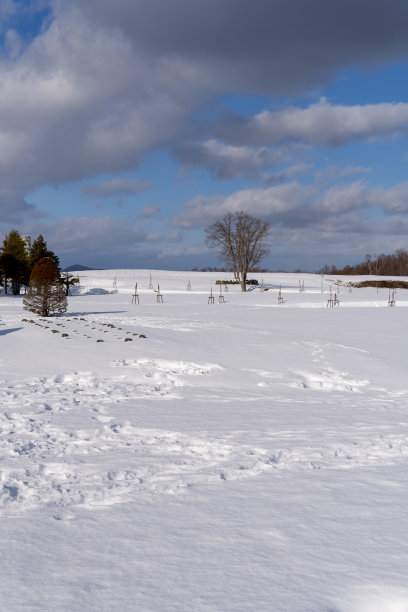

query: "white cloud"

left=13, top=178, right=408, bottom=270
left=172, top=179, right=408, bottom=249
left=173, top=182, right=314, bottom=228
left=0, top=4, right=208, bottom=221
left=1, top=0, right=408, bottom=274
left=43, top=216, right=146, bottom=256
left=369, top=181, right=408, bottom=213
left=220, top=99, right=408, bottom=147
left=157, top=244, right=208, bottom=259
left=146, top=229, right=181, bottom=243
left=1, top=1, right=408, bottom=226
left=140, top=205, right=160, bottom=218
left=317, top=181, right=371, bottom=213
left=4, top=28, right=23, bottom=59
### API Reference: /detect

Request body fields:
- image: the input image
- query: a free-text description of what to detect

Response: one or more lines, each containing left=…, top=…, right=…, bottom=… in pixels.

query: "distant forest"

left=319, top=249, right=408, bottom=276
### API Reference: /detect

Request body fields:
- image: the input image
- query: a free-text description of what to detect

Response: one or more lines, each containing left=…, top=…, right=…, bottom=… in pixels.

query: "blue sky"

left=2, top=1, right=408, bottom=271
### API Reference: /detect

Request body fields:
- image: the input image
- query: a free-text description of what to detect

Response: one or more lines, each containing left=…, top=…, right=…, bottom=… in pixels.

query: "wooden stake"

left=156, top=284, right=163, bottom=303
left=131, top=282, right=139, bottom=304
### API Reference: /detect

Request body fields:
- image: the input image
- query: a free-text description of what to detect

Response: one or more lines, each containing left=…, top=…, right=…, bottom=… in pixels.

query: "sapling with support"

left=327, top=287, right=333, bottom=307
left=327, top=286, right=339, bottom=307
left=148, top=273, right=153, bottom=290
left=187, top=280, right=191, bottom=291
left=131, top=282, right=139, bottom=304
left=388, top=289, right=396, bottom=307
left=208, top=287, right=214, bottom=304
left=218, top=284, right=225, bottom=303
left=278, top=286, right=283, bottom=304
left=156, top=284, right=163, bottom=303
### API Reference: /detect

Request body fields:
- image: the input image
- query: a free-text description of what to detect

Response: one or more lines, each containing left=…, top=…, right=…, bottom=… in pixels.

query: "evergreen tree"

left=23, top=257, right=67, bottom=317
left=2, top=229, right=28, bottom=261
left=0, top=253, right=19, bottom=295
left=29, top=235, right=60, bottom=269
left=1, top=230, right=29, bottom=294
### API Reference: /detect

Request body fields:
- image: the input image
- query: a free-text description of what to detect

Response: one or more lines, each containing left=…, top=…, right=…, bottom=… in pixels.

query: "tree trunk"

left=240, top=271, right=247, bottom=292
left=12, top=280, right=20, bottom=295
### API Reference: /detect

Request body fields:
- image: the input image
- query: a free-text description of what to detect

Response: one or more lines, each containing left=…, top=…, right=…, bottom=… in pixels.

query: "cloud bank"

left=1, top=0, right=408, bottom=269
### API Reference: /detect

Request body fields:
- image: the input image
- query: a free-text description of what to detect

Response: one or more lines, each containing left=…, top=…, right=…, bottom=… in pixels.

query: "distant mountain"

left=63, top=264, right=101, bottom=272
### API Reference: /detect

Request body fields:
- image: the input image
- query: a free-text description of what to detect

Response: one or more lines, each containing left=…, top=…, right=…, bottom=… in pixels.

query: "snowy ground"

left=1, top=270, right=408, bottom=612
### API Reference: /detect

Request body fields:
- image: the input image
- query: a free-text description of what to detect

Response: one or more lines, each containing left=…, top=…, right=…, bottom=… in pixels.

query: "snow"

left=1, top=270, right=408, bottom=611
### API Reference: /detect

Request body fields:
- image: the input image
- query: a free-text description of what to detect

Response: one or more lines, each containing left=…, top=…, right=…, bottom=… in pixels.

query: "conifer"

left=29, top=235, right=60, bottom=268
left=1, top=230, right=30, bottom=294
left=23, top=257, right=67, bottom=317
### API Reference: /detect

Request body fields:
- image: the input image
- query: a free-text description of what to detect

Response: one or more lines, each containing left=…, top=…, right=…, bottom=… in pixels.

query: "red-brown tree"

left=23, top=257, right=67, bottom=317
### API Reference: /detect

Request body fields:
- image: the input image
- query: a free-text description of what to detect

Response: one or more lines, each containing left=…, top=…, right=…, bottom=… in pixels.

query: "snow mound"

left=112, top=358, right=222, bottom=376
left=290, top=367, right=369, bottom=391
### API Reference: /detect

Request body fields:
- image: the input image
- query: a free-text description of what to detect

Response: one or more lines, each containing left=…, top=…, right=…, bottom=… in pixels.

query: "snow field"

left=1, top=270, right=408, bottom=611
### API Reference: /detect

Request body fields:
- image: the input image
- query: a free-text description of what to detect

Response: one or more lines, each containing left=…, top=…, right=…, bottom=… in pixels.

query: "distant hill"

left=62, top=264, right=101, bottom=272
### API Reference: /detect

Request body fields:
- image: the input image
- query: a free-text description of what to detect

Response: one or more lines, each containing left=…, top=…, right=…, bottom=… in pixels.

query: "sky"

left=2, top=1, right=408, bottom=271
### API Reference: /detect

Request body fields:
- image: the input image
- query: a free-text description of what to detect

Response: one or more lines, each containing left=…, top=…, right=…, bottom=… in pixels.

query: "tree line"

left=0, top=230, right=78, bottom=316
left=319, top=249, right=408, bottom=276
left=0, top=230, right=59, bottom=295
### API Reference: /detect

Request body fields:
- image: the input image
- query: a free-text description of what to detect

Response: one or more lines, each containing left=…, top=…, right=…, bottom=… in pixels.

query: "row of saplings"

left=23, top=257, right=68, bottom=317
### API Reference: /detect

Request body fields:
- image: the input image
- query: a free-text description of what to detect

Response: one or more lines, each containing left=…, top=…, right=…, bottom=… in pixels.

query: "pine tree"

left=29, top=235, right=60, bottom=269
left=23, top=257, right=67, bottom=317
left=1, top=230, right=30, bottom=294
left=0, top=253, right=20, bottom=295
left=2, top=229, right=28, bottom=261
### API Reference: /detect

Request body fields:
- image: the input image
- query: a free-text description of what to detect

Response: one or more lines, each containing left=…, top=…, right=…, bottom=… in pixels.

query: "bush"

left=216, top=279, right=259, bottom=285
left=350, top=280, right=408, bottom=289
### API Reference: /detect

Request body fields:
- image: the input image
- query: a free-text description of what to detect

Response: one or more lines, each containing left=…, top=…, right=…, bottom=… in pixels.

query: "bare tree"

left=205, top=211, right=270, bottom=291
left=365, top=254, right=372, bottom=275
left=61, top=272, right=80, bottom=296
